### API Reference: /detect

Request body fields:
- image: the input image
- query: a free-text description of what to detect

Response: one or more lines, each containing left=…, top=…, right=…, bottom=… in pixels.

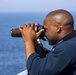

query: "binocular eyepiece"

left=11, top=24, right=46, bottom=41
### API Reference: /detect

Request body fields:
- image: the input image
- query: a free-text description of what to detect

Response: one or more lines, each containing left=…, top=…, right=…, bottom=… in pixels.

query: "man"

left=19, top=9, right=76, bottom=75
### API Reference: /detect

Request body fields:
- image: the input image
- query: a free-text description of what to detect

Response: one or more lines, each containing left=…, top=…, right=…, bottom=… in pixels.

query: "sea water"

left=0, top=12, right=76, bottom=75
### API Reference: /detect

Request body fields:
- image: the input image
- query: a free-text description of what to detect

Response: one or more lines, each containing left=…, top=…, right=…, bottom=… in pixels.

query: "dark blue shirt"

left=27, top=35, right=76, bottom=75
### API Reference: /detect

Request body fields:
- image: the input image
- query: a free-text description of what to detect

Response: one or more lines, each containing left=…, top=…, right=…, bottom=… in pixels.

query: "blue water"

left=0, top=12, right=76, bottom=75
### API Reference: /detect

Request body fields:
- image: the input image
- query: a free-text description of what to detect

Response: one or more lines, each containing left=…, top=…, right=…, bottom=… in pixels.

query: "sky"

left=0, top=0, right=76, bottom=13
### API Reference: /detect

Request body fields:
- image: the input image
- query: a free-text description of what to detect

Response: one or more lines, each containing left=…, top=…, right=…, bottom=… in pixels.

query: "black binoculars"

left=11, top=24, right=46, bottom=40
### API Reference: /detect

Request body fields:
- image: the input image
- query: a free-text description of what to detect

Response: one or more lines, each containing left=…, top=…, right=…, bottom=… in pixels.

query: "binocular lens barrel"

left=11, top=28, right=22, bottom=37
left=11, top=25, right=43, bottom=37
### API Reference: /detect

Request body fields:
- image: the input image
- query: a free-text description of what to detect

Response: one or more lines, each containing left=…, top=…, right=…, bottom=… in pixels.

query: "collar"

left=51, top=30, right=76, bottom=51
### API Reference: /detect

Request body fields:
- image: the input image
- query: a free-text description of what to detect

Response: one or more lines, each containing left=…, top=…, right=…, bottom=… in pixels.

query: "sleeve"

left=26, top=42, right=76, bottom=75
left=27, top=53, right=40, bottom=71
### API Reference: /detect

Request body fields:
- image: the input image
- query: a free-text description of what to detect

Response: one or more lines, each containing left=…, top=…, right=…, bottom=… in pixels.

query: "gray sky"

left=0, top=0, right=76, bottom=13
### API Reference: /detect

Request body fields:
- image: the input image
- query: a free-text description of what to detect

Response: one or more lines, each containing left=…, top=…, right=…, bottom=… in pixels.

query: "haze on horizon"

left=0, top=0, right=76, bottom=13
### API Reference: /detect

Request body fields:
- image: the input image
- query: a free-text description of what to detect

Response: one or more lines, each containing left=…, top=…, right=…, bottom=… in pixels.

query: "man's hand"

left=18, top=24, right=44, bottom=60
left=19, top=24, right=44, bottom=43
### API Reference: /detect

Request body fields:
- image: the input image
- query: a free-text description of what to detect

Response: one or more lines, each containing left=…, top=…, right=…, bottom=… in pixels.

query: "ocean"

left=0, top=12, right=76, bottom=75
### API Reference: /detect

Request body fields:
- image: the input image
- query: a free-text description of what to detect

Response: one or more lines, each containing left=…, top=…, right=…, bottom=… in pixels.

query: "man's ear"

left=55, top=24, right=61, bottom=33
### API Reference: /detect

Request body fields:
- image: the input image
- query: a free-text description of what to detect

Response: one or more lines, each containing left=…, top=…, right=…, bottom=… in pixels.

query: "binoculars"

left=11, top=24, right=46, bottom=41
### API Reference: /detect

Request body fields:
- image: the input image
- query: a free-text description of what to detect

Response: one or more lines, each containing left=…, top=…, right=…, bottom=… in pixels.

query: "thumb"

left=36, top=29, right=45, bottom=37
left=18, top=26, right=22, bottom=33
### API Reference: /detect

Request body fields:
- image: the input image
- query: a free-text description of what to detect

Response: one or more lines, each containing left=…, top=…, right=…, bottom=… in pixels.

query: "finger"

left=31, top=24, right=35, bottom=29
left=36, top=29, right=45, bottom=37
left=23, top=24, right=27, bottom=30
left=26, top=24, right=31, bottom=29
left=18, top=26, right=22, bottom=32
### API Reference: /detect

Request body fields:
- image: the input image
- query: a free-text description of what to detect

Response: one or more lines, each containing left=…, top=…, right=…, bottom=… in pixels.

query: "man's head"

left=43, top=9, right=74, bottom=45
